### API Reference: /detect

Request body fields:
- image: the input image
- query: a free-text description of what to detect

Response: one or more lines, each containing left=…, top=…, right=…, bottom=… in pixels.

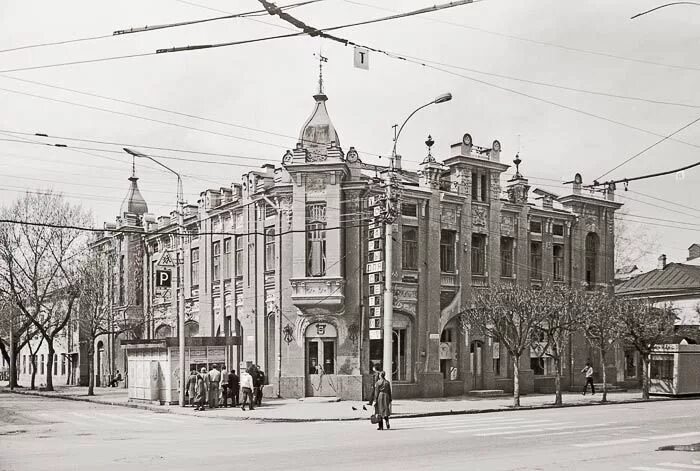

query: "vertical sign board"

left=366, top=195, right=384, bottom=340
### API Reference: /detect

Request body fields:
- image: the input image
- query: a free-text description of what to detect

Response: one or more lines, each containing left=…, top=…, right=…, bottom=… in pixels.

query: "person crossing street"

left=581, top=361, right=596, bottom=396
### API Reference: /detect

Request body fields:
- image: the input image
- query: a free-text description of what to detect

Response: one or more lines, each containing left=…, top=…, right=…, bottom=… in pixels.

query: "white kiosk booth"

left=649, top=342, right=700, bottom=396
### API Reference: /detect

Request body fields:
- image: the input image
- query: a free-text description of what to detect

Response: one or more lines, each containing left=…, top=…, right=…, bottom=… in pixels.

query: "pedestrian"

left=109, top=369, right=123, bottom=387
left=240, top=368, right=255, bottom=411
left=195, top=367, right=209, bottom=411
left=229, top=369, right=240, bottom=407
left=581, top=361, right=595, bottom=396
left=369, top=371, right=392, bottom=430
left=367, top=363, right=381, bottom=405
left=220, top=368, right=230, bottom=407
left=255, top=365, right=265, bottom=407
left=208, top=364, right=222, bottom=408
left=186, top=369, right=198, bottom=407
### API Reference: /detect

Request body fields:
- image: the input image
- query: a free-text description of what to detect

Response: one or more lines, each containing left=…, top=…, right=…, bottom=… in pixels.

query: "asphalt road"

left=1, top=394, right=699, bottom=471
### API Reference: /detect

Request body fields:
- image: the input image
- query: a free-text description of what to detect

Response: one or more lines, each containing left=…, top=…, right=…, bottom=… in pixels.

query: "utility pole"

left=383, top=93, right=452, bottom=382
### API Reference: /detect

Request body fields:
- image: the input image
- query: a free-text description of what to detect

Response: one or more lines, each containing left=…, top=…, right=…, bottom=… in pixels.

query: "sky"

left=0, top=0, right=699, bottom=270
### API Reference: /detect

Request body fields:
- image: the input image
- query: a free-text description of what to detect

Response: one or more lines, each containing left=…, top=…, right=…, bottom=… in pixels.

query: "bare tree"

left=0, top=191, right=91, bottom=391
left=581, top=291, right=622, bottom=402
left=532, top=284, right=585, bottom=406
left=460, top=283, right=545, bottom=408
left=615, top=211, right=659, bottom=270
left=0, top=300, right=35, bottom=388
left=617, top=298, right=677, bottom=400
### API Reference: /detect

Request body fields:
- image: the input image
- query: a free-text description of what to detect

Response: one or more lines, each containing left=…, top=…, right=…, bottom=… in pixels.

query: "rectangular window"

left=22, top=355, right=26, bottom=374
left=530, top=220, right=542, bottom=233
left=61, top=354, right=66, bottom=376
left=553, top=244, right=564, bottom=281
left=401, top=202, right=417, bottom=217
left=471, top=233, right=487, bottom=275
left=440, top=230, right=456, bottom=273
left=306, top=203, right=327, bottom=277
left=402, top=226, right=418, bottom=270
left=480, top=174, right=487, bottom=202
left=40, top=354, right=45, bottom=375
left=530, top=242, right=542, bottom=280
left=235, top=237, right=243, bottom=277
left=212, top=241, right=221, bottom=282
left=650, top=355, right=674, bottom=380
left=323, top=341, right=335, bottom=374
left=471, top=172, right=478, bottom=201
left=190, top=248, right=200, bottom=287
left=189, top=224, right=199, bottom=241
left=265, top=228, right=276, bottom=272
left=118, top=255, right=125, bottom=305
left=53, top=354, right=57, bottom=375
left=223, top=238, right=231, bottom=279
left=553, top=223, right=564, bottom=236
left=500, top=237, right=514, bottom=278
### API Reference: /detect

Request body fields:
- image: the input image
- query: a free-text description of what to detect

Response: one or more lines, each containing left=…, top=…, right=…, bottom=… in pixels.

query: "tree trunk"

left=599, top=347, right=608, bottom=403
left=30, top=356, right=37, bottom=390
left=87, top=344, right=95, bottom=396
left=512, top=355, right=521, bottom=408
left=554, top=356, right=562, bottom=406
left=45, top=342, right=55, bottom=391
left=641, top=355, right=650, bottom=400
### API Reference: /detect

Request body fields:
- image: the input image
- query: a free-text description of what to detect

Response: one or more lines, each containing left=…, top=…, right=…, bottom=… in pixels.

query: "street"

left=1, top=395, right=699, bottom=470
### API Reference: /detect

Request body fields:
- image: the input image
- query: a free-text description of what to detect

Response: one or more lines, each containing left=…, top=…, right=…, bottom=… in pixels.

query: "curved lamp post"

left=383, top=92, right=452, bottom=384
left=631, top=2, right=700, bottom=19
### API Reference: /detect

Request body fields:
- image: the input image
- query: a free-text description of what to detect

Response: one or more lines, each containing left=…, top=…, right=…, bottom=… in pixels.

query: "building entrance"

left=470, top=340, right=484, bottom=390
left=305, top=322, right=337, bottom=397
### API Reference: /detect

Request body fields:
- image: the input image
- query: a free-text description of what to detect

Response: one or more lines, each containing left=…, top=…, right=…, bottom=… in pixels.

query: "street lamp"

left=631, top=1, right=700, bottom=19
left=123, top=147, right=187, bottom=407
left=383, top=92, right=452, bottom=384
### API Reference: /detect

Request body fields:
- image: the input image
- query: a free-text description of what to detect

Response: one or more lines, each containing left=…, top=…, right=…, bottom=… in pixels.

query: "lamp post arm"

left=391, top=101, right=433, bottom=159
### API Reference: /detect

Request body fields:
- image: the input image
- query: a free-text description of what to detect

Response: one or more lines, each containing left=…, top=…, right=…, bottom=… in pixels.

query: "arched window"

left=154, top=324, right=172, bottom=339
left=585, top=233, right=599, bottom=287
left=306, top=203, right=326, bottom=277
left=184, top=320, right=199, bottom=338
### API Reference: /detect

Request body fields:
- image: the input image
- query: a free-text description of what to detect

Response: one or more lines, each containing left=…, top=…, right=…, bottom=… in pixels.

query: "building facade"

left=94, top=86, right=624, bottom=399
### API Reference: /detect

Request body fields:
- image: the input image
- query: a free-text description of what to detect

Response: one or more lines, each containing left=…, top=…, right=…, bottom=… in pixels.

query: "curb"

left=2, top=388, right=693, bottom=423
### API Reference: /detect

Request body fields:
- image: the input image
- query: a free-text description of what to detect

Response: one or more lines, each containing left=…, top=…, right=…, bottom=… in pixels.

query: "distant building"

left=91, top=83, right=624, bottom=399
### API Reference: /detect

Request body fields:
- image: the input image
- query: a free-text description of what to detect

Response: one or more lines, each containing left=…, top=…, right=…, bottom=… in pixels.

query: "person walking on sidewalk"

left=240, top=369, right=255, bottom=411
left=220, top=368, right=229, bottom=407
left=255, top=366, right=265, bottom=407
left=186, top=369, right=198, bottom=407
left=581, top=361, right=596, bottom=396
left=229, top=369, right=240, bottom=407
left=195, top=367, right=209, bottom=411
left=370, top=371, right=392, bottom=430
left=208, top=364, right=222, bottom=408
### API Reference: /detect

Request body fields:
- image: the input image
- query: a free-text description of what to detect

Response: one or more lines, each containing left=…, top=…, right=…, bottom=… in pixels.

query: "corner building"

left=100, top=87, right=623, bottom=400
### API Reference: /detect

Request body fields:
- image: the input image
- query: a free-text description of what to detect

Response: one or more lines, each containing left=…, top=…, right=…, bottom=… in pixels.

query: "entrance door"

left=470, top=341, right=483, bottom=390
left=306, top=339, right=337, bottom=396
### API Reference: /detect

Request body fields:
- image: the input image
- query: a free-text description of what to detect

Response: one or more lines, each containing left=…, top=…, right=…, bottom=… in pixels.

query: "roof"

left=616, top=263, right=700, bottom=296
left=120, top=175, right=148, bottom=216
left=299, top=93, right=340, bottom=156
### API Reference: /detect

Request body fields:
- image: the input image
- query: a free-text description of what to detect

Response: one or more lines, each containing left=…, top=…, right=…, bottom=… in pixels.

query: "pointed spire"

left=121, top=160, right=149, bottom=217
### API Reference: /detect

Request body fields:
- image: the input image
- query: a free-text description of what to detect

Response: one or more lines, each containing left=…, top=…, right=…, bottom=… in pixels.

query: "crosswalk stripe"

left=398, top=416, right=530, bottom=426
left=472, top=422, right=592, bottom=437
left=36, top=412, right=90, bottom=427
left=575, top=438, right=649, bottom=448
left=92, top=412, right=152, bottom=425
left=505, top=425, right=639, bottom=440
left=425, top=419, right=552, bottom=431
left=630, top=467, right=680, bottom=471
left=652, top=432, right=700, bottom=441
left=657, top=463, right=700, bottom=469
left=147, top=414, right=191, bottom=424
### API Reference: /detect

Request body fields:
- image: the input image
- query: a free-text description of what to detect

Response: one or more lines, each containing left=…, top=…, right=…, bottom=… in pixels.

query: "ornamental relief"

left=473, top=206, right=488, bottom=227
left=393, top=284, right=417, bottom=317
left=441, top=207, right=457, bottom=225
left=305, top=174, right=328, bottom=194
left=585, top=216, right=598, bottom=233
left=500, top=215, right=515, bottom=236
left=490, top=173, right=500, bottom=199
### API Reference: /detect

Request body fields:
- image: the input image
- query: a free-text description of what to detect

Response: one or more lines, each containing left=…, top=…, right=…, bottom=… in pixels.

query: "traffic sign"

left=158, top=250, right=175, bottom=267
left=155, top=270, right=172, bottom=288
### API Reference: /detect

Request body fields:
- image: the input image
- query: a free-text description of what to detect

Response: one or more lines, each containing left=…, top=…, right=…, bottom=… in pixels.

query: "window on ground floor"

left=531, top=356, right=557, bottom=376
left=40, top=354, right=45, bottom=375
left=650, top=355, right=674, bottom=381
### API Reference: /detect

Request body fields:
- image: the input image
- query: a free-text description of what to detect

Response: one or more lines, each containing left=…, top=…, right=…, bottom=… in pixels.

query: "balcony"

left=289, top=276, right=345, bottom=310
left=441, top=272, right=458, bottom=287
left=471, top=275, right=489, bottom=288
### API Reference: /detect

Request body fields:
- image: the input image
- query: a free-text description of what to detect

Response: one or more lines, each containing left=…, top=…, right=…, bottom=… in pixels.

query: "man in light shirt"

left=240, top=368, right=255, bottom=411
left=581, top=361, right=595, bottom=396
left=208, top=364, right=222, bottom=408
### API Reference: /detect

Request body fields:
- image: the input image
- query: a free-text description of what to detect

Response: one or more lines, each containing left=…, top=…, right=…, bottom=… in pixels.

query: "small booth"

left=649, top=342, right=700, bottom=396
left=121, top=336, right=239, bottom=404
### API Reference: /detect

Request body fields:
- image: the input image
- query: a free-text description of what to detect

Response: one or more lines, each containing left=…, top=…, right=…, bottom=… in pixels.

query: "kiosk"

left=649, top=342, right=700, bottom=396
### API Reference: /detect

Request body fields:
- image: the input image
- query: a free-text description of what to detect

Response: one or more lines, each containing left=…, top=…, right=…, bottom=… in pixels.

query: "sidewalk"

left=2, top=382, right=685, bottom=422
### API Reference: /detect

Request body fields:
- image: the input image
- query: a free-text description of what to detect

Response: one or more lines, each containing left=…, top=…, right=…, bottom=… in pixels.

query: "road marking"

left=630, top=467, right=682, bottom=471
left=505, top=425, right=639, bottom=439
left=146, top=414, right=192, bottom=424
left=657, top=463, right=700, bottom=469
left=425, top=419, right=552, bottom=431
left=653, top=432, right=700, bottom=440
left=574, top=438, right=648, bottom=448
left=92, top=412, right=153, bottom=425
left=398, top=416, right=532, bottom=426
left=36, top=412, right=90, bottom=428
left=473, top=422, right=601, bottom=437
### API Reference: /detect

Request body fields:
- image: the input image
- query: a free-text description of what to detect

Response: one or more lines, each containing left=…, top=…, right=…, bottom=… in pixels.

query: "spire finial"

left=513, top=153, right=522, bottom=179
left=130, top=154, right=137, bottom=180
left=314, top=50, right=328, bottom=94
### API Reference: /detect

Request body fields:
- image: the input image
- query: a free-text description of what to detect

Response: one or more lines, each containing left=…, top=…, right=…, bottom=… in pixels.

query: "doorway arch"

left=305, top=322, right=338, bottom=397
left=96, top=340, right=104, bottom=387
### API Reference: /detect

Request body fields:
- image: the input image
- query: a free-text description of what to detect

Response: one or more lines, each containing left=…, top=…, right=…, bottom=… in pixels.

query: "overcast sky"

left=1, top=0, right=699, bottom=269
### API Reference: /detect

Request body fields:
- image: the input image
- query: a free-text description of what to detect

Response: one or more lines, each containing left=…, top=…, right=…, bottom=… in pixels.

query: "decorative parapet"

left=289, top=276, right=345, bottom=309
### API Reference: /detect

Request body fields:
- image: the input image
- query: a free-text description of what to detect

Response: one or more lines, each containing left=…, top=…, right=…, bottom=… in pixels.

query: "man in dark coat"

left=194, top=367, right=209, bottom=411
left=255, top=366, right=265, bottom=407
left=186, top=369, right=198, bottom=407
left=229, top=369, right=240, bottom=407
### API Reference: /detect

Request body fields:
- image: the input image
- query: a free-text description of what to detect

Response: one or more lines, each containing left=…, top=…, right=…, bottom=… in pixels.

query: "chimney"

left=658, top=254, right=667, bottom=270
left=688, top=244, right=700, bottom=261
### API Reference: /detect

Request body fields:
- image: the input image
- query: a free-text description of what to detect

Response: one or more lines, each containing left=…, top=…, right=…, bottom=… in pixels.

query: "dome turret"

left=120, top=163, right=148, bottom=216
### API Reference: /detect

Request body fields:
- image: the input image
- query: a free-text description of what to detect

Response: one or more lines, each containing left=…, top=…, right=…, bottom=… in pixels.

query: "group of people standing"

left=186, top=364, right=265, bottom=412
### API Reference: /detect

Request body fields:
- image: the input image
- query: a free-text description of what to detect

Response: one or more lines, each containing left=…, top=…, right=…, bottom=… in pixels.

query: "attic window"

left=553, top=224, right=564, bottom=236
left=530, top=221, right=542, bottom=234
left=401, top=203, right=417, bottom=217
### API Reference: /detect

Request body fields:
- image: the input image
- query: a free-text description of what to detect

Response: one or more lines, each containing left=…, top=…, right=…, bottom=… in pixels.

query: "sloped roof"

left=616, top=263, right=700, bottom=296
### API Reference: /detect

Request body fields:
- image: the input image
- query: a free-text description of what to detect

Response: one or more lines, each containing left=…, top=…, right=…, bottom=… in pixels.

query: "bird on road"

left=351, top=406, right=357, bottom=411
left=362, top=405, right=367, bottom=411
